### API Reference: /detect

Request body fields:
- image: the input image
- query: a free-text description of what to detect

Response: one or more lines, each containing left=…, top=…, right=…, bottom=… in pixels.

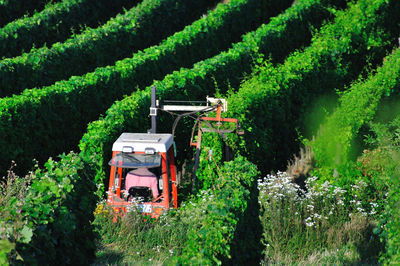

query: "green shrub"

left=174, top=156, right=259, bottom=264
left=0, top=0, right=219, bottom=96
left=0, top=163, right=33, bottom=264
left=0, top=153, right=98, bottom=265
left=356, top=117, right=400, bottom=264
left=380, top=118, right=400, bottom=265
left=188, top=130, right=264, bottom=264
left=0, top=0, right=140, bottom=58
left=383, top=165, right=400, bottom=264
left=217, top=0, right=400, bottom=174
left=0, top=0, right=294, bottom=175
left=0, top=0, right=59, bottom=27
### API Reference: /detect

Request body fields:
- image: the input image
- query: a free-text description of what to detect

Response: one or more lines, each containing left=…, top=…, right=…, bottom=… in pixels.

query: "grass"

left=261, top=244, right=380, bottom=265
left=94, top=243, right=169, bottom=265
left=258, top=171, right=384, bottom=264
left=92, top=205, right=188, bottom=265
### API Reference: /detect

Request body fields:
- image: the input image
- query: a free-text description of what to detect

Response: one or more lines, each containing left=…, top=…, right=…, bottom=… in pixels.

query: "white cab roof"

left=112, top=133, right=174, bottom=153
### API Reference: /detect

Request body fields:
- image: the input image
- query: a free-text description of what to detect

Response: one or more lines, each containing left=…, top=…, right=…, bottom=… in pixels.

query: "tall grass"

left=92, top=189, right=217, bottom=264
left=258, top=172, right=384, bottom=264
left=93, top=204, right=188, bottom=265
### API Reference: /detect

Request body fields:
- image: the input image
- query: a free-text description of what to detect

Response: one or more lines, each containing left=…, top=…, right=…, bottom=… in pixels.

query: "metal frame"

left=189, top=105, right=243, bottom=187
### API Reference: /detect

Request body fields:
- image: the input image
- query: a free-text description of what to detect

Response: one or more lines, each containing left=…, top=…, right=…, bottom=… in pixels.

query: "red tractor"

left=107, top=133, right=177, bottom=219
left=107, top=87, right=242, bottom=218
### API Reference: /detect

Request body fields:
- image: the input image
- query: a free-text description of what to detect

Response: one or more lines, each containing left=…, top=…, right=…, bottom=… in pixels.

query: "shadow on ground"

left=225, top=179, right=264, bottom=265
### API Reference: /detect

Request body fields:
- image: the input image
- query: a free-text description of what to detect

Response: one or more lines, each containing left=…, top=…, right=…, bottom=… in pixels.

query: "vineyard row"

left=0, top=0, right=58, bottom=27
left=0, top=0, right=140, bottom=58
left=0, top=0, right=219, bottom=96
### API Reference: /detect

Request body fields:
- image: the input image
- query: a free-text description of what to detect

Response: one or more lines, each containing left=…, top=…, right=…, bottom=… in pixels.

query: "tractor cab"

left=107, top=133, right=178, bottom=218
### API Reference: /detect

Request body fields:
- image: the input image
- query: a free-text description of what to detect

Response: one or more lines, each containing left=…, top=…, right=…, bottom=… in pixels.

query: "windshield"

left=108, top=153, right=161, bottom=168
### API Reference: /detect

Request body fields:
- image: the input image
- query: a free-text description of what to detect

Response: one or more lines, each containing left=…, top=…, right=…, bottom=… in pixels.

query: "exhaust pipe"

left=148, top=86, right=157, bottom=134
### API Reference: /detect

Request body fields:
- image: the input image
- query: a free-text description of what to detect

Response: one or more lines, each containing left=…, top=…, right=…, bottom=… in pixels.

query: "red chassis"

left=107, top=133, right=178, bottom=219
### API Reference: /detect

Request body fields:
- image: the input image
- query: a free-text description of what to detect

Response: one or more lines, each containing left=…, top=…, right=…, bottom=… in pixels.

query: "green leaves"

left=0, top=0, right=54, bottom=28
left=0, top=152, right=98, bottom=264
left=177, top=156, right=258, bottom=264
left=19, top=226, right=33, bottom=244
left=0, top=239, right=14, bottom=265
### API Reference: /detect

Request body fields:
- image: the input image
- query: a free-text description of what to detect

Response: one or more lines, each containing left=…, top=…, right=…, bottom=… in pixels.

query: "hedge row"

left=311, top=49, right=400, bottom=166
left=76, top=0, right=344, bottom=188
left=173, top=156, right=259, bottom=264
left=0, top=0, right=59, bottom=27
left=0, top=0, right=219, bottom=96
left=212, top=0, right=400, bottom=174
left=0, top=0, right=140, bottom=58
left=0, top=0, right=293, bottom=175
left=174, top=132, right=264, bottom=264
left=310, top=48, right=400, bottom=264
left=4, top=152, right=98, bottom=264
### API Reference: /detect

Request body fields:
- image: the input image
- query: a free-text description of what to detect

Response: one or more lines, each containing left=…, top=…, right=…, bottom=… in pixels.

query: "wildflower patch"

left=258, top=172, right=382, bottom=261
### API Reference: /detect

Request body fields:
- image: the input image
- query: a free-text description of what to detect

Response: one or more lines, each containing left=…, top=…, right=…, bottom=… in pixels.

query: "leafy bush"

left=0, top=0, right=59, bottom=27
left=218, top=0, right=400, bottom=175
left=186, top=128, right=264, bottom=264
left=0, top=0, right=219, bottom=96
left=381, top=156, right=400, bottom=263
left=0, top=153, right=98, bottom=265
left=0, top=0, right=140, bottom=58
left=174, top=156, right=259, bottom=264
left=0, top=163, right=33, bottom=264
left=0, top=0, right=294, bottom=175
left=357, top=118, right=400, bottom=264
